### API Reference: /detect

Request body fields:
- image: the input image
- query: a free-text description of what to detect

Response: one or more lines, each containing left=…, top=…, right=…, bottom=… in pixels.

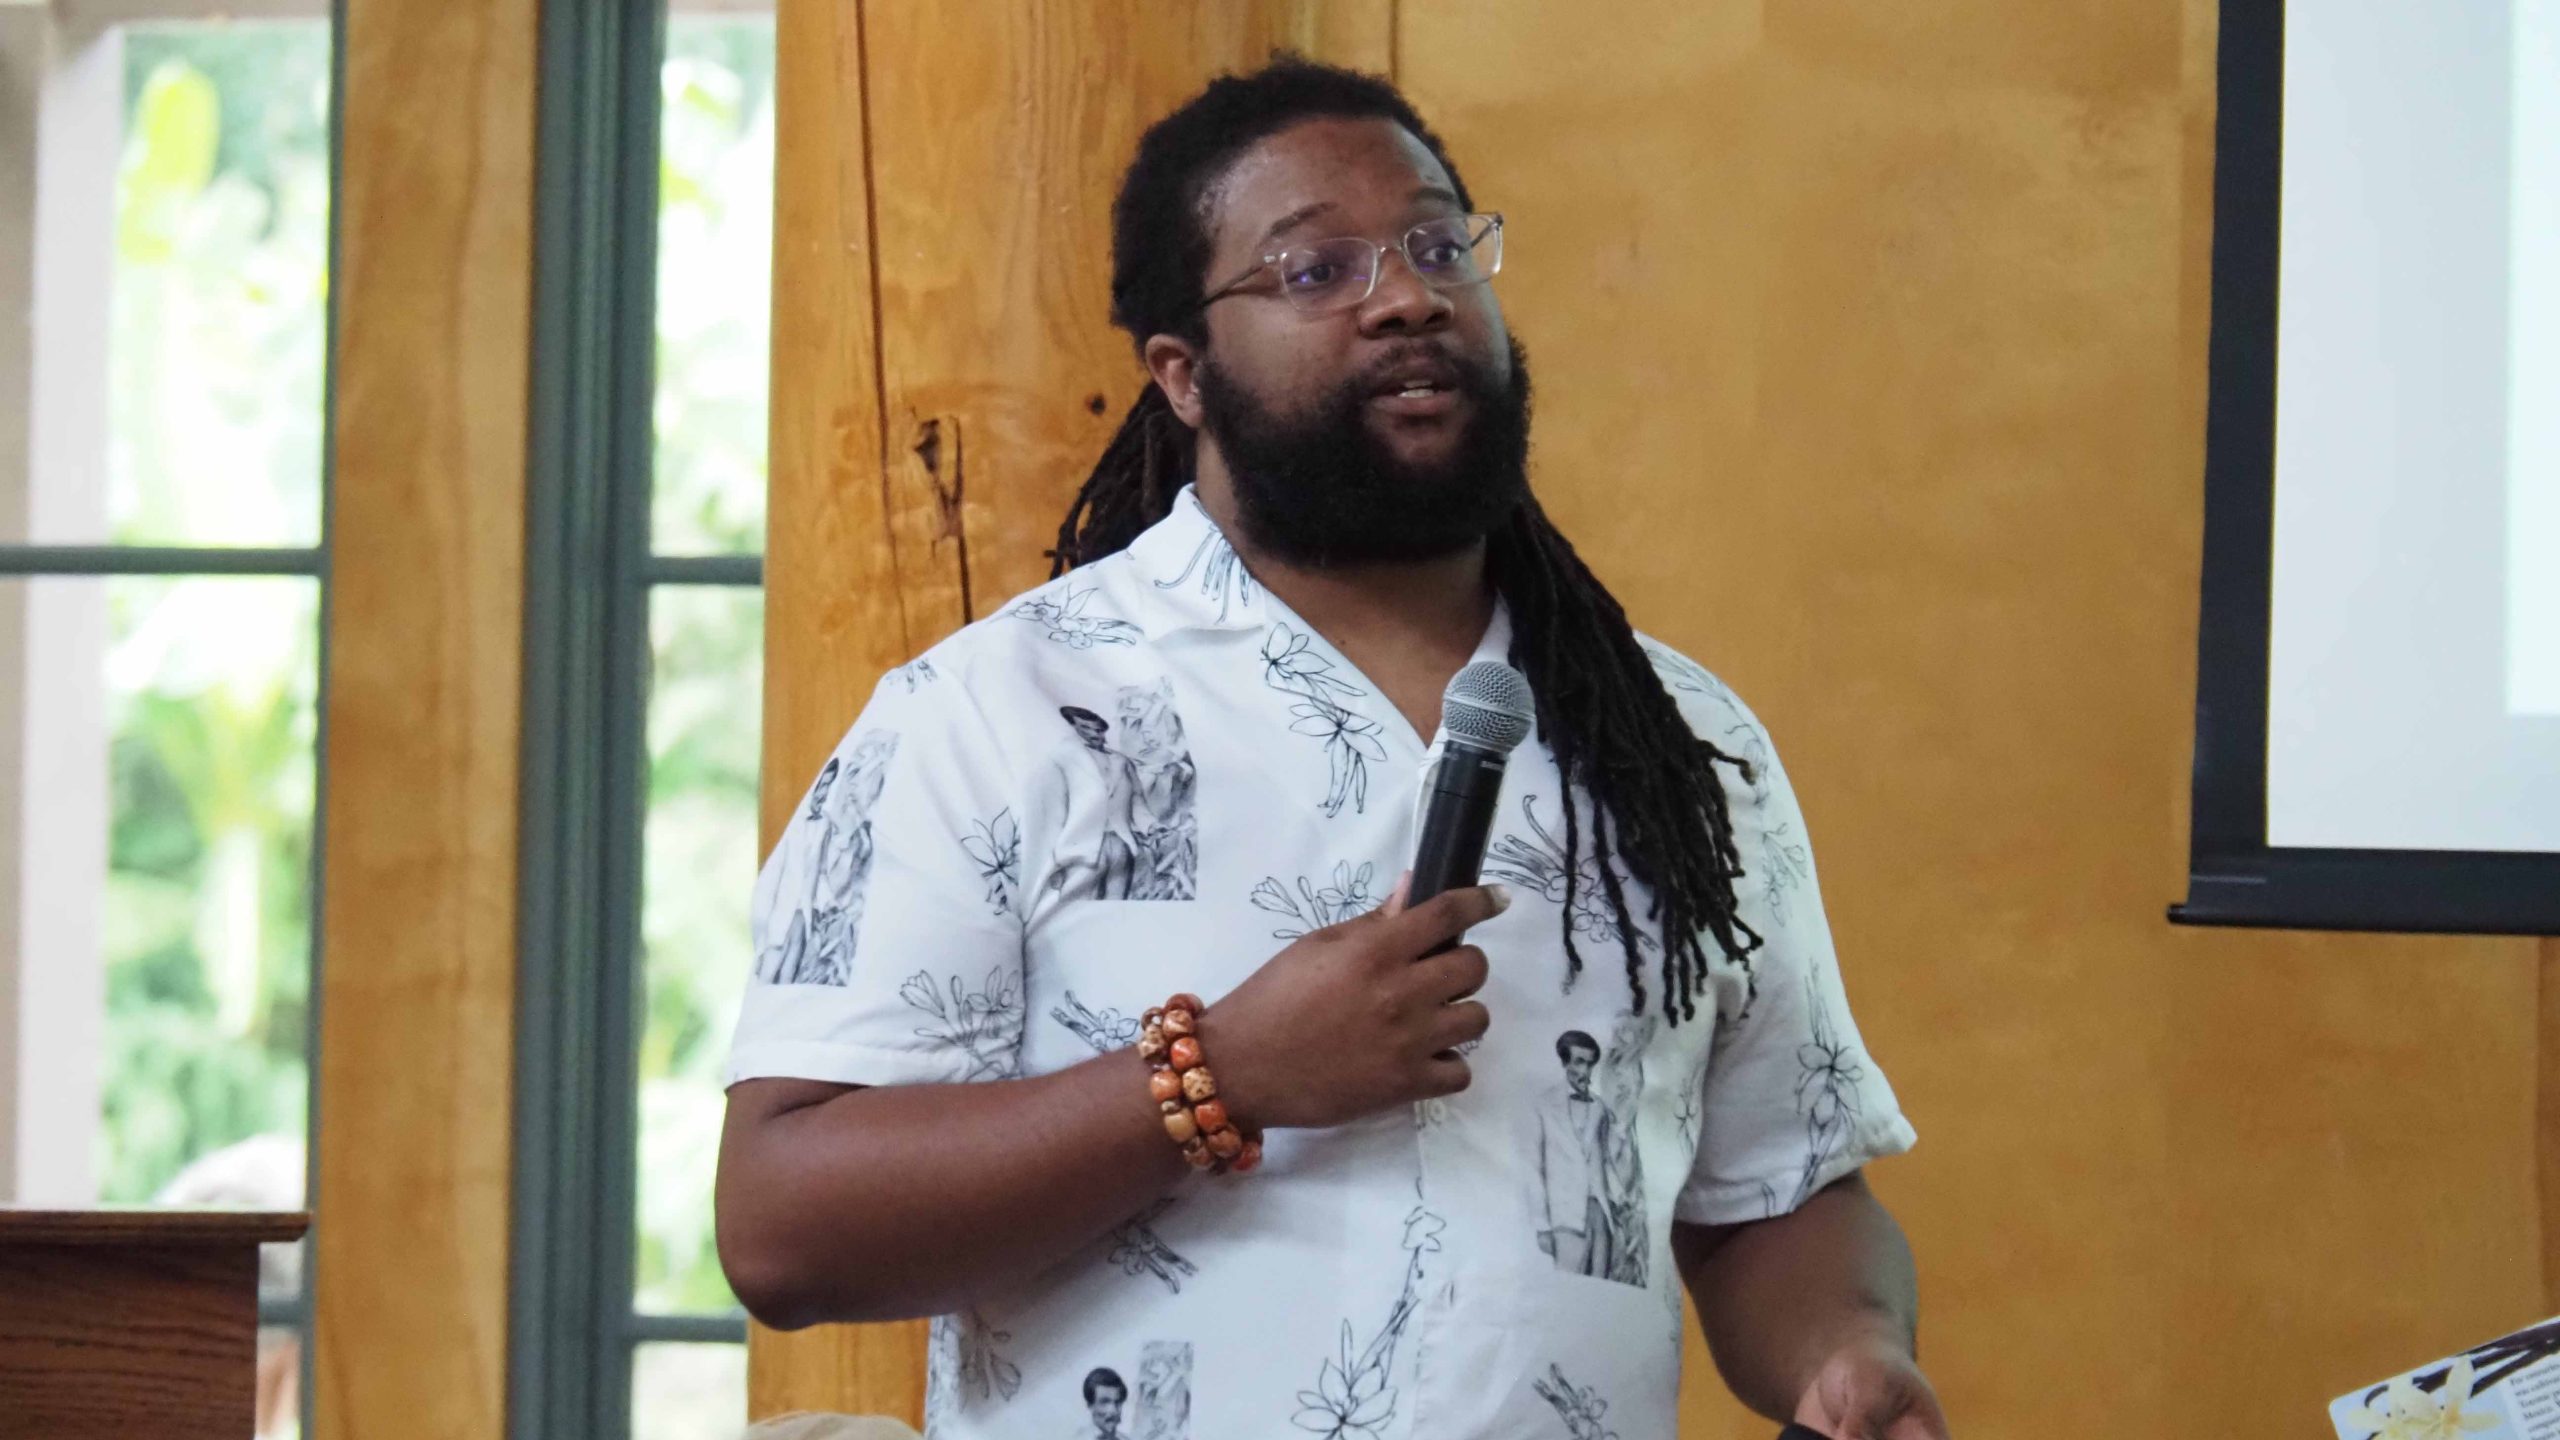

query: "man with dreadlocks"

left=720, top=57, right=1937, bottom=1440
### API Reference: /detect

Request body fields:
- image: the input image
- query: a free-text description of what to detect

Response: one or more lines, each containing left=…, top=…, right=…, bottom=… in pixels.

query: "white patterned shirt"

left=728, top=486, right=1916, bottom=1440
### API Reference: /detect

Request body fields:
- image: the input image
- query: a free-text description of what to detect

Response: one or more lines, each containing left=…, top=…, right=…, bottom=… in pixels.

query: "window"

left=1, top=7, right=333, bottom=1439
left=514, top=4, right=773, bottom=1435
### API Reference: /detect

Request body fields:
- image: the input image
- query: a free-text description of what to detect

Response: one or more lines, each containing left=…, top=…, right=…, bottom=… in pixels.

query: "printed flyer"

left=2331, top=1318, right=2560, bottom=1439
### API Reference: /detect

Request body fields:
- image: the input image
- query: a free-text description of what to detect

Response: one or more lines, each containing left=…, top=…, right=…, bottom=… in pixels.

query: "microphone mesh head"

left=1443, top=661, right=1535, bottom=753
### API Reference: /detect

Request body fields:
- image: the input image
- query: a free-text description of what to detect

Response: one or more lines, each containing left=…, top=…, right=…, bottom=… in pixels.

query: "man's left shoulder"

left=1632, top=632, right=1756, bottom=728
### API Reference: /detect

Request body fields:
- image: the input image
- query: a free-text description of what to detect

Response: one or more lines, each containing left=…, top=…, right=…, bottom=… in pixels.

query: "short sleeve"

left=726, top=662, right=1029, bottom=1089
left=1647, top=649, right=1917, bottom=1226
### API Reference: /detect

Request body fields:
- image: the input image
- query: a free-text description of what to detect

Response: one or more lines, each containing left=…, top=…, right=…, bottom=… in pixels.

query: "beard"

left=1194, top=333, right=1534, bottom=566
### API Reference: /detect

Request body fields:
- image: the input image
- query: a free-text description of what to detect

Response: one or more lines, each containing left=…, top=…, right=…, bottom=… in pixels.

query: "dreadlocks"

left=1050, top=58, right=1762, bottom=1025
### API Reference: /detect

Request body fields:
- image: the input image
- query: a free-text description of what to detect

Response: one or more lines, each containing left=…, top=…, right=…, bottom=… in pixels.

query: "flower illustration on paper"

left=2342, top=1357, right=2503, bottom=1440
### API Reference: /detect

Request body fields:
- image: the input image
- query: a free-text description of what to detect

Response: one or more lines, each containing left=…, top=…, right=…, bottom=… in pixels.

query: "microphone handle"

left=1407, top=743, right=1509, bottom=909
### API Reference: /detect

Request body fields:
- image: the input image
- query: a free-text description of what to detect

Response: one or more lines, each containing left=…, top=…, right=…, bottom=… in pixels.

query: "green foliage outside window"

left=95, top=18, right=774, bottom=1333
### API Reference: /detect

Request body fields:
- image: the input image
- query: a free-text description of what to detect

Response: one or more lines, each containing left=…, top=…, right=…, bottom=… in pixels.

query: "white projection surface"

left=2267, top=0, right=2560, bottom=852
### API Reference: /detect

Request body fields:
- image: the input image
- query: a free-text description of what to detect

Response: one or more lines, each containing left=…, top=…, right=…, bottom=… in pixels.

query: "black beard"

left=1195, top=334, right=1533, bottom=566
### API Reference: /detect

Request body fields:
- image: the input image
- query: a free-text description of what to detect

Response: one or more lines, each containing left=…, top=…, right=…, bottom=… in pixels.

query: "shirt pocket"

left=1407, top=1263, right=1679, bottom=1440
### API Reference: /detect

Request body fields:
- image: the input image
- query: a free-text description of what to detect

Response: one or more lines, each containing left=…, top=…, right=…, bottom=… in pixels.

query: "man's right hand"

left=1197, top=881, right=1507, bottom=1131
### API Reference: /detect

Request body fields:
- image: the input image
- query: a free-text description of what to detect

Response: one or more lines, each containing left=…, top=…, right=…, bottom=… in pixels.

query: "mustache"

left=1339, top=342, right=1507, bottom=403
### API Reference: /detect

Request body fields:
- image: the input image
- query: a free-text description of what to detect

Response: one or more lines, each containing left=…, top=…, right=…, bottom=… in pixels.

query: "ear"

left=1142, top=333, right=1207, bottom=429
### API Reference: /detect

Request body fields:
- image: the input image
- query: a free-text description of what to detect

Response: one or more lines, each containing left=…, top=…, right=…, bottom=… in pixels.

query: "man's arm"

left=715, top=884, right=1504, bottom=1329
left=1672, top=1171, right=1950, bottom=1440
left=718, top=1055, right=1185, bottom=1329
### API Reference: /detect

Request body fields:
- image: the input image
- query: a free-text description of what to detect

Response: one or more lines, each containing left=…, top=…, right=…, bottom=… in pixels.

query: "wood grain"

left=0, top=1240, right=260, bottom=1438
left=313, top=0, right=535, bottom=1436
left=0, top=1208, right=307, bottom=1247
left=1400, top=0, right=2544, bottom=1433
left=750, top=0, right=1389, bottom=1422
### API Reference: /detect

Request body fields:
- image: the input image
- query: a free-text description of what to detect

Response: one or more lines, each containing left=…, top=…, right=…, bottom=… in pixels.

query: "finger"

left=1344, top=869, right=1418, bottom=930
left=1408, top=943, right=1490, bottom=1003
left=1386, top=884, right=1510, bottom=954
left=1426, top=1000, right=1491, bottom=1053
left=1416, top=1053, right=1472, bottom=1098
left=1881, top=1385, right=1951, bottom=1440
left=1840, top=1377, right=1924, bottom=1440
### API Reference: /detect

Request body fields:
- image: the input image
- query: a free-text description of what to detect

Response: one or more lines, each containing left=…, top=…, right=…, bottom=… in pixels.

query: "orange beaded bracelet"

left=1139, top=992, right=1262, bottom=1176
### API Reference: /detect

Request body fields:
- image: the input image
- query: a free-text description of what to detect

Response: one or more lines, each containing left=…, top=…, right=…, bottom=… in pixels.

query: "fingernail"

left=1488, top=884, right=1512, bottom=912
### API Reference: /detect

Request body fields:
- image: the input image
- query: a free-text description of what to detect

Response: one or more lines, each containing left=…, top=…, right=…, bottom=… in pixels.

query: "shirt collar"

left=1123, top=485, right=1268, bottom=635
left=1121, top=485, right=1518, bottom=668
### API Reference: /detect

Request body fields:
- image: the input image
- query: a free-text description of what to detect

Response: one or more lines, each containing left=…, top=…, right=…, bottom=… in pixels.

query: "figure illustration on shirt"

left=757, top=729, right=898, bottom=986
left=1046, top=684, right=1198, bottom=903
left=1079, top=1366, right=1128, bottom=1439
left=1115, top=680, right=1199, bottom=899
left=1053, top=706, right=1146, bottom=898
left=1131, top=1341, right=1193, bottom=1440
left=1597, top=1015, right=1656, bottom=1287
left=1536, top=1028, right=1648, bottom=1284
left=1535, top=1031, right=1612, bottom=1275
left=802, top=729, right=897, bottom=984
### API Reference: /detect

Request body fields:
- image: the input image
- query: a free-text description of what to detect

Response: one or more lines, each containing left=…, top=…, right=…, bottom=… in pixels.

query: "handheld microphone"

left=1406, top=660, right=1536, bottom=908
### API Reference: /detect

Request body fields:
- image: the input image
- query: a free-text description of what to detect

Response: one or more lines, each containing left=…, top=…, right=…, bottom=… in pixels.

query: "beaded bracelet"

left=1138, top=992, right=1263, bottom=1176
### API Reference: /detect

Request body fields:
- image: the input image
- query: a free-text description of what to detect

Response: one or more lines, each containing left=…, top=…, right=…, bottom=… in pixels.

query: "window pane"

left=631, top=1340, right=747, bottom=1440
left=636, top=584, right=762, bottom=1314
left=651, top=17, right=775, bottom=556
left=26, top=22, right=332, bottom=548
left=1, top=576, right=317, bottom=1209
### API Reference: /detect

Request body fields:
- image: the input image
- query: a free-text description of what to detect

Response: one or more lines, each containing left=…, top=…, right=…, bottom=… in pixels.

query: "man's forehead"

left=1203, top=116, right=1458, bottom=252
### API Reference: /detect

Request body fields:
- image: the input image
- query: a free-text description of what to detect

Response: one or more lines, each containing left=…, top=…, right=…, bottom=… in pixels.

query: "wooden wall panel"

left=1400, top=0, right=2545, bottom=1435
left=751, top=0, right=1388, bottom=1422
left=312, top=0, right=535, bottom=1435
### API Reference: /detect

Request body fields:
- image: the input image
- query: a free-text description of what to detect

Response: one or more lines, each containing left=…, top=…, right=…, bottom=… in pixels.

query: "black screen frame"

left=2170, top=0, right=2560, bottom=936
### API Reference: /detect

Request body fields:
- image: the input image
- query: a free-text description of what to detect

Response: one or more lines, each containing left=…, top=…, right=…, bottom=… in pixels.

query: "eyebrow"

left=1253, top=185, right=1467, bottom=252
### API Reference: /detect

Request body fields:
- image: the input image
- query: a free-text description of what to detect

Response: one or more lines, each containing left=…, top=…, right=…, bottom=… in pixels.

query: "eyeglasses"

left=1198, top=212, right=1505, bottom=315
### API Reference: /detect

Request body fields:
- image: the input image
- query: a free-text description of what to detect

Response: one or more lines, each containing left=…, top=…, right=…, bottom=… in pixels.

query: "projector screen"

left=2176, top=0, right=2560, bottom=933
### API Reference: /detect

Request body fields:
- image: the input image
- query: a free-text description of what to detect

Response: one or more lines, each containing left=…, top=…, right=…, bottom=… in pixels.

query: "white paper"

left=2330, top=1316, right=2560, bottom=1439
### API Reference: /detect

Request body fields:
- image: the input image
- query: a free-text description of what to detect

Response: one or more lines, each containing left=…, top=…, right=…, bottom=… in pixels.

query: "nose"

left=1355, top=245, right=1454, bottom=336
